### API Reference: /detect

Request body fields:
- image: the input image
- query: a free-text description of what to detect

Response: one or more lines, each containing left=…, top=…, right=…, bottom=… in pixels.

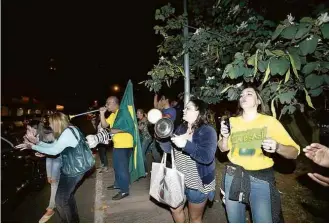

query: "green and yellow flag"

left=112, top=80, right=145, bottom=182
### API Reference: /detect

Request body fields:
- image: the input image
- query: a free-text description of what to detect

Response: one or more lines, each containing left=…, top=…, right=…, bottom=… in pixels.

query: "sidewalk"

left=94, top=150, right=227, bottom=223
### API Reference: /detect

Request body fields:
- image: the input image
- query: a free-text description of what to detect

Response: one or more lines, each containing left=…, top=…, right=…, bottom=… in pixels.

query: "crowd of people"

left=15, top=86, right=329, bottom=223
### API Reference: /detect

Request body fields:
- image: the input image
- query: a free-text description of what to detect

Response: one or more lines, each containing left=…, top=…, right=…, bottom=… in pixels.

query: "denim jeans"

left=224, top=172, right=273, bottom=223
left=55, top=173, right=84, bottom=223
left=112, top=148, right=132, bottom=193
left=46, top=156, right=62, bottom=209
left=98, top=144, right=108, bottom=167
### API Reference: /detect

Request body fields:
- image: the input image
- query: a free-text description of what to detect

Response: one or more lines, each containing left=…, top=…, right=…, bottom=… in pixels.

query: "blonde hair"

left=49, top=112, right=71, bottom=139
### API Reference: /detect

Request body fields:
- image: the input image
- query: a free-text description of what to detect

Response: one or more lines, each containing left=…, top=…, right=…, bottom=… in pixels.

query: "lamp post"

left=183, top=0, right=190, bottom=106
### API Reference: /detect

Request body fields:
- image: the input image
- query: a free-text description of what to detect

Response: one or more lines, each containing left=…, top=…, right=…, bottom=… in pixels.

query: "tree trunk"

left=302, top=112, right=320, bottom=143
left=284, top=115, right=309, bottom=148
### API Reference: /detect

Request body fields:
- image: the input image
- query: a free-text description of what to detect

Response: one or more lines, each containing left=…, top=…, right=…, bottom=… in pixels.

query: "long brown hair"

left=48, top=112, right=71, bottom=139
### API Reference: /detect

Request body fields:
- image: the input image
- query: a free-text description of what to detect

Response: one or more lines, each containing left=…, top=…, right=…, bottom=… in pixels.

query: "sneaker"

left=107, top=185, right=120, bottom=190
left=112, top=192, right=129, bottom=200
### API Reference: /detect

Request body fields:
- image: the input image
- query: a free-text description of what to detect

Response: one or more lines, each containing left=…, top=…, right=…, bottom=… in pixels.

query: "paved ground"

left=95, top=148, right=227, bottom=223
left=2, top=149, right=227, bottom=223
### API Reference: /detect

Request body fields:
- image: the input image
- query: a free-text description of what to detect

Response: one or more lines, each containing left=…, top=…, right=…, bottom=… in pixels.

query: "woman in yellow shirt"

left=218, top=86, right=299, bottom=223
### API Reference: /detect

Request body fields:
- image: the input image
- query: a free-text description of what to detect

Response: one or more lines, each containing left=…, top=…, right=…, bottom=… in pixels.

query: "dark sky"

left=2, top=0, right=173, bottom=111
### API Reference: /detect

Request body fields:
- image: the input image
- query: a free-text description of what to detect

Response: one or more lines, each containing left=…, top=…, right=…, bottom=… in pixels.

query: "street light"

left=113, top=85, right=120, bottom=92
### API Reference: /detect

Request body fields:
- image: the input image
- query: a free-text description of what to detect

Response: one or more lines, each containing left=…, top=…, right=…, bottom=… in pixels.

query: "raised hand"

left=220, top=120, right=230, bottom=138
left=303, top=143, right=329, bottom=168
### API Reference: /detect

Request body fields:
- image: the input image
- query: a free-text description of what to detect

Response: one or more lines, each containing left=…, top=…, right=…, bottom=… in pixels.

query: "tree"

left=143, top=0, right=329, bottom=117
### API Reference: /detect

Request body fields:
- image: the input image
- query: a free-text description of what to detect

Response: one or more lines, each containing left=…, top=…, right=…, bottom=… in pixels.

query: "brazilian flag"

left=112, top=80, right=145, bottom=182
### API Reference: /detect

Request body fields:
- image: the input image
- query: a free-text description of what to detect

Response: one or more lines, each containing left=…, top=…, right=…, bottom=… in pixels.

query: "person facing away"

left=16, top=112, right=93, bottom=223
left=157, top=98, right=218, bottom=223
left=218, top=86, right=300, bottom=223
left=100, top=96, right=133, bottom=200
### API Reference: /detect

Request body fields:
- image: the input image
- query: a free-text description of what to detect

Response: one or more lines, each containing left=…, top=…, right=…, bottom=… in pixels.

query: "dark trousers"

left=55, top=173, right=84, bottom=223
left=98, top=144, right=108, bottom=167
left=112, top=148, right=132, bottom=194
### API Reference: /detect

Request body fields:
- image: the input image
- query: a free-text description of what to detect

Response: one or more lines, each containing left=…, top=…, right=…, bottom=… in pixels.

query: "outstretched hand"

left=15, top=143, right=33, bottom=151
left=303, top=143, right=329, bottom=168
left=307, top=173, right=329, bottom=187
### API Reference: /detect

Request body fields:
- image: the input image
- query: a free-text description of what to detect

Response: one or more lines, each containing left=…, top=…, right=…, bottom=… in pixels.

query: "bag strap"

left=67, top=127, right=80, bottom=142
left=171, top=147, right=177, bottom=170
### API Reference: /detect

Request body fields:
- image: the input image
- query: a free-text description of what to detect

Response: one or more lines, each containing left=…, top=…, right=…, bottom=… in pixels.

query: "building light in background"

left=21, top=96, right=29, bottom=103
left=56, top=105, right=64, bottom=111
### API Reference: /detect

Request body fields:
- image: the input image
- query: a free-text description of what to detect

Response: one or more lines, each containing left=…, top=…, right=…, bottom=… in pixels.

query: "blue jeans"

left=98, top=144, right=108, bottom=167
left=112, top=148, right=132, bottom=193
left=224, top=172, right=273, bottom=223
left=55, top=173, right=84, bottom=223
left=46, top=156, right=62, bottom=209
left=185, top=188, right=215, bottom=204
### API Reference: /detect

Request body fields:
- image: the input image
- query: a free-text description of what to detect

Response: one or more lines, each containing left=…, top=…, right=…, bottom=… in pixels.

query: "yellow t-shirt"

left=106, top=110, right=133, bottom=148
left=227, top=114, right=300, bottom=170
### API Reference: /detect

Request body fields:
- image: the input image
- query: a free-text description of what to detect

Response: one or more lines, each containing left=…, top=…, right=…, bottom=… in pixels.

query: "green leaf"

left=271, top=50, right=285, bottom=56
left=309, top=87, right=323, bottom=97
left=320, top=24, right=329, bottom=39
left=299, top=35, right=319, bottom=56
left=262, top=64, right=271, bottom=84
left=288, top=52, right=301, bottom=80
left=304, top=88, right=315, bottom=109
left=300, top=17, right=314, bottom=23
left=278, top=90, right=296, bottom=104
left=272, top=24, right=285, bottom=40
left=247, top=54, right=256, bottom=66
left=220, top=85, right=233, bottom=94
left=270, top=57, right=290, bottom=76
left=258, top=60, right=268, bottom=73
left=302, top=62, right=318, bottom=75
left=324, top=75, right=329, bottom=84
left=253, top=50, right=259, bottom=77
left=321, top=62, right=329, bottom=69
left=305, top=74, right=324, bottom=89
left=271, top=98, right=276, bottom=118
left=281, top=26, right=298, bottom=39
left=284, top=68, right=290, bottom=83
left=295, top=24, right=311, bottom=39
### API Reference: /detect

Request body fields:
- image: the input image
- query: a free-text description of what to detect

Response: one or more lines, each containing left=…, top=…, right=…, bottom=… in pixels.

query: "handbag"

left=61, top=127, right=95, bottom=177
left=149, top=147, right=185, bottom=208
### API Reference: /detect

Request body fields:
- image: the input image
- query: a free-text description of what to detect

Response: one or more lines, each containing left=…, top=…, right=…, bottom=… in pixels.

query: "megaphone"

left=147, top=109, right=174, bottom=139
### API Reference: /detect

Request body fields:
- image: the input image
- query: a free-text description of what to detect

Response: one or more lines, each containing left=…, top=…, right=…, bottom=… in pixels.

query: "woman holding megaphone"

left=149, top=98, right=217, bottom=223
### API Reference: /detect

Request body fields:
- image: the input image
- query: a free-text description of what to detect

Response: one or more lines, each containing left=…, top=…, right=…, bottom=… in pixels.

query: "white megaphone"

left=147, top=109, right=174, bottom=138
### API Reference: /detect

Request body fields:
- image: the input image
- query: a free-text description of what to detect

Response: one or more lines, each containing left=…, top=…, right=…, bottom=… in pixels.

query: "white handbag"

left=149, top=148, right=185, bottom=208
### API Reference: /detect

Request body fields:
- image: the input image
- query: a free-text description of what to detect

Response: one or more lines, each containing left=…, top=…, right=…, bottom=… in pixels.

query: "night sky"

left=3, top=0, right=326, bottom=112
left=2, top=0, right=175, bottom=112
